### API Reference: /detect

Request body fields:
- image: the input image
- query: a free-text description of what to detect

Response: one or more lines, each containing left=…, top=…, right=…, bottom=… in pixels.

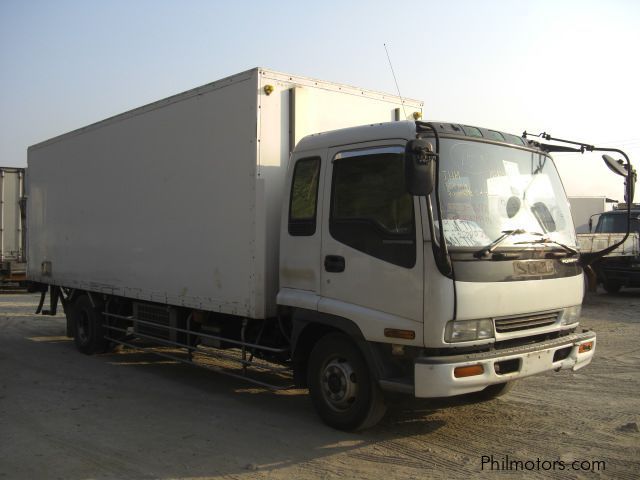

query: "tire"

left=469, top=381, right=514, bottom=401
left=603, top=280, right=621, bottom=294
left=307, top=333, right=386, bottom=431
left=69, top=294, right=110, bottom=355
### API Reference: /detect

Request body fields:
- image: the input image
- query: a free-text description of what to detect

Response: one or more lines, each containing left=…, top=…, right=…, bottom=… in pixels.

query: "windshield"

left=436, top=138, right=576, bottom=249
left=595, top=214, right=640, bottom=234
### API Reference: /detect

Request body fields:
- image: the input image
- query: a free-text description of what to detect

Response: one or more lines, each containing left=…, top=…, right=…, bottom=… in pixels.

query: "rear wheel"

left=307, top=333, right=386, bottom=431
left=69, top=294, right=110, bottom=354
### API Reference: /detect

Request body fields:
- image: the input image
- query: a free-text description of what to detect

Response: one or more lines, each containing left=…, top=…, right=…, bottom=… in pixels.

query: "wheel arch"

left=290, top=308, right=379, bottom=388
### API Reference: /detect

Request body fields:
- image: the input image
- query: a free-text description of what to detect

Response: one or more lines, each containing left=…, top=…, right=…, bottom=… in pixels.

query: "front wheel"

left=307, top=333, right=386, bottom=431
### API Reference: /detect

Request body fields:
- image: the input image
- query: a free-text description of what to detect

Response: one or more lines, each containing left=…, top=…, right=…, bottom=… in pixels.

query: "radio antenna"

left=384, top=43, right=407, bottom=118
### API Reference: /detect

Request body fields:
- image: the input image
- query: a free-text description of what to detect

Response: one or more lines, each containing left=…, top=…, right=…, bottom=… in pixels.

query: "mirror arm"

left=523, top=132, right=636, bottom=267
left=580, top=147, right=634, bottom=266
left=586, top=147, right=635, bottom=264
left=522, top=131, right=636, bottom=267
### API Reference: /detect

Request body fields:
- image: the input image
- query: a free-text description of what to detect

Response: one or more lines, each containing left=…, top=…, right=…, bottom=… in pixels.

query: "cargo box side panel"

left=28, top=74, right=261, bottom=317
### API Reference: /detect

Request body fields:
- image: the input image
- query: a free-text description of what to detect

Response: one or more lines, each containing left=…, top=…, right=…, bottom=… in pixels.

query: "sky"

left=1, top=0, right=639, bottom=201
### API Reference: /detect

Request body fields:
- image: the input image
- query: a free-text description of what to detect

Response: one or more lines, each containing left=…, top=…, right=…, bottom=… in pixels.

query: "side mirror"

left=602, top=154, right=627, bottom=177
left=602, top=155, right=636, bottom=203
left=627, top=170, right=636, bottom=203
left=405, top=139, right=436, bottom=196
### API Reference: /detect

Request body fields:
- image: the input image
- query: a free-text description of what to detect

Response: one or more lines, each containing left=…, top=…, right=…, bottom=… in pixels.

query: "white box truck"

left=1, top=167, right=26, bottom=284
left=28, top=68, right=599, bottom=430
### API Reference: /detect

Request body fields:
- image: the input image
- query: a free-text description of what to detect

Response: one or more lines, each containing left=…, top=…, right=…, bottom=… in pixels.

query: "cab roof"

left=295, top=120, right=530, bottom=153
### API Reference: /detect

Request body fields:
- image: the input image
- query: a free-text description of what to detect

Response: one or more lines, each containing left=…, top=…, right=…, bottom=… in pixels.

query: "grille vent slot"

left=495, top=312, right=559, bottom=333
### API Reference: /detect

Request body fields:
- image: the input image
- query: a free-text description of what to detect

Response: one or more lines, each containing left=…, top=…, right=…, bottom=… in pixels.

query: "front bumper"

left=414, top=331, right=596, bottom=398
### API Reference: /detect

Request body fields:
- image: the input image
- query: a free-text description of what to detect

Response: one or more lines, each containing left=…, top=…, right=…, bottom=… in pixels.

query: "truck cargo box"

left=568, top=196, right=616, bottom=233
left=577, top=232, right=640, bottom=257
left=1, top=167, right=25, bottom=260
left=1, top=167, right=26, bottom=282
left=27, top=68, right=422, bottom=318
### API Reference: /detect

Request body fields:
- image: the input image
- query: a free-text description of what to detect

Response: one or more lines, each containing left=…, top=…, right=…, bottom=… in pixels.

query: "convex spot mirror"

left=405, top=139, right=436, bottom=196
left=603, top=154, right=636, bottom=203
left=628, top=171, right=636, bottom=203
left=602, top=154, right=627, bottom=177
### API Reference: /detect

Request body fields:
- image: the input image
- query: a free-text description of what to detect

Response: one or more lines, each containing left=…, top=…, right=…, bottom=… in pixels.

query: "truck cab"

left=594, top=205, right=640, bottom=235
left=278, top=121, right=595, bottom=430
left=590, top=204, right=640, bottom=293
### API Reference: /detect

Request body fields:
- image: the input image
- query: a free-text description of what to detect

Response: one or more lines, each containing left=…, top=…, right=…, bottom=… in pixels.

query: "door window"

left=330, top=149, right=416, bottom=268
left=289, top=157, right=321, bottom=236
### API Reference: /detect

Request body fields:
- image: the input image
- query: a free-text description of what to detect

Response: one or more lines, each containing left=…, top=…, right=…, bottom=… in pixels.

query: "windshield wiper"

left=515, top=237, right=578, bottom=256
left=474, top=229, right=526, bottom=258
left=475, top=230, right=578, bottom=259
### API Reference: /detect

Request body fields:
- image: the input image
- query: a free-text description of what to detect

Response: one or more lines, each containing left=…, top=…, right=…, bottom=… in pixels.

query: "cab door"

left=319, top=143, right=424, bottom=344
left=278, top=149, right=325, bottom=311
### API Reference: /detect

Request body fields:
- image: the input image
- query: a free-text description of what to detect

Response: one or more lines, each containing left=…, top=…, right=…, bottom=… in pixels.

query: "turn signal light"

left=384, top=328, right=415, bottom=340
left=454, top=364, right=484, bottom=378
left=578, top=342, right=593, bottom=353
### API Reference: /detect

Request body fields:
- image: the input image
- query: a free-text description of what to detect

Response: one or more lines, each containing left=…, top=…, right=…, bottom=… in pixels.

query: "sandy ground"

left=1, top=291, right=638, bottom=480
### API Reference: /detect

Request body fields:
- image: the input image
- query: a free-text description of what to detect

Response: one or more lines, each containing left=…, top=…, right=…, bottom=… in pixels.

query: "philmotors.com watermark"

left=481, top=455, right=606, bottom=472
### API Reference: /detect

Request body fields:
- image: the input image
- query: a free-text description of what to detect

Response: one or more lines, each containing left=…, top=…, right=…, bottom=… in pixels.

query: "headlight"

left=559, top=305, right=581, bottom=326
left=445, top=319, right=494, bottom=342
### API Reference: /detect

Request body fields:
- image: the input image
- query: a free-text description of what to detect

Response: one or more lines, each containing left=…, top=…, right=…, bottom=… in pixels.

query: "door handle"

left=324, top=255, right=345, bottom=273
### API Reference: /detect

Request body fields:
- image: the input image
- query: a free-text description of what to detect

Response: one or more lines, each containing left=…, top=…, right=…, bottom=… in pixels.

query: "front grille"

left=494, top=311, right=559, bottom=333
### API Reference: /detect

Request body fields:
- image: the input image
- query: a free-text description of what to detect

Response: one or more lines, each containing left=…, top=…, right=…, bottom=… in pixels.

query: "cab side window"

left=288, top=157, right=321, bottom=236
left=330, top=150, right=416, bottom=268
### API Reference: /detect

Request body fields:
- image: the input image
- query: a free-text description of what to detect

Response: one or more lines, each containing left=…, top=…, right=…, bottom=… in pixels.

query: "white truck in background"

left=0, top=167, right=26, bottom=285
left=27, top=68, right=603, bottom=430
left=568, top=196, right=616, bottom=233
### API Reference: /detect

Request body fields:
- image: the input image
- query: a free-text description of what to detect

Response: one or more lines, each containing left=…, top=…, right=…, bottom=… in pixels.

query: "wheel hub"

left=321, top=359, right=358, bottom=411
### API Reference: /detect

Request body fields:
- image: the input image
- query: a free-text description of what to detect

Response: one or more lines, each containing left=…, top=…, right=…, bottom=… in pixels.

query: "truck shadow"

left=100, top=346, right=457, bottom=427
left=84, top=344, right=453, bottom=478
left=15, top=317, right=494, bottom=480
left=10, top=299, right=467, bottom=480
